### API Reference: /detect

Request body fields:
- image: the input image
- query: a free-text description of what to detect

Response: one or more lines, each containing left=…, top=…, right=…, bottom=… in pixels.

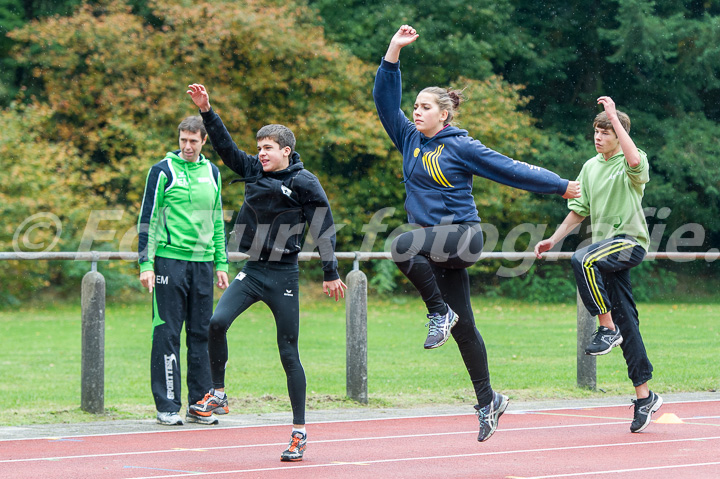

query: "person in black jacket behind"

left=186, top=83, right=346, bottom=462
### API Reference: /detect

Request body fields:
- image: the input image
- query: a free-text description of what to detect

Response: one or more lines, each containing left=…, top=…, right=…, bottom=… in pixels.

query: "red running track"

left=1, top=399, right=719, bottom=479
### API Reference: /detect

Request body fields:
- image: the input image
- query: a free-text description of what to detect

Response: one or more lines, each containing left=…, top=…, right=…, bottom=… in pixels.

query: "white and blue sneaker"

left=424, top=306, right=459, bottom=349
left=475, top=392, right=509, bottom=442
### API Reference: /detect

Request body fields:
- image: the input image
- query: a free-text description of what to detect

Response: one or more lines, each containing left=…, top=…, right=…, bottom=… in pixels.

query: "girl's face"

left=413, top=92, right=448, bottom=137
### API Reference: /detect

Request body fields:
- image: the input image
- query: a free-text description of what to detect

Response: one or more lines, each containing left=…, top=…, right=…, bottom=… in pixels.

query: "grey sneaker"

left=186, top=410, right=219, bottom=425
left=585, top=325, right=623, bottom=355
left=475, top=391, right=509, bottom=442
left=424, top=306, right=459, bottom=349
left=156, top=411, right=183, bottom=426
left=630, top=391, right=663, bottom=433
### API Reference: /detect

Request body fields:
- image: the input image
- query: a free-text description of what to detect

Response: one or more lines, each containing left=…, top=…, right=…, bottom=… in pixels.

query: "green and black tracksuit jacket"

left=137, top=151, right=229, bottom=273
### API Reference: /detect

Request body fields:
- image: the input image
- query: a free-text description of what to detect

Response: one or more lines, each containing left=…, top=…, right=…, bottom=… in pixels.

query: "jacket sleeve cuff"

left=199, top=107, right=216, bottom=119
left=139, top=262, right=154, bottom=273
left=556, top=178, right=569, bottom=196
left=323, top=270, right=341, bottom=282
left=380, top=57, right=400, bottom=72
left=215, top=262, right=229, bottom=273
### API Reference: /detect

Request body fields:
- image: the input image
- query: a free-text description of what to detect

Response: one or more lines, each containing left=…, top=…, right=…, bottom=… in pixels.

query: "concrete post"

left=81, top=270, right=105, bottom=413
left=576, top=290, right=596, bottom=389
left=345, top=269, right=368, bottom=404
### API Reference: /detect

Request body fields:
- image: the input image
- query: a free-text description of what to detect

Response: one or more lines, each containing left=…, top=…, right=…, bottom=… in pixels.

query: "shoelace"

left=288, top=435, right=303, bottom=451
left=425, top=314, right=444, bottom=336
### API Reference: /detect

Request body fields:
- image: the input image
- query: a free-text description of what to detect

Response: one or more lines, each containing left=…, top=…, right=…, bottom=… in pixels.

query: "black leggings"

left=391, top=223, right=493, bottom=406
left=209, top=261, right=306, bottom=425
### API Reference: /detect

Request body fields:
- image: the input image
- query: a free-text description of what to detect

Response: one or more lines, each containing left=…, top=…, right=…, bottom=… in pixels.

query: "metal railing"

left=1, top=251, right=716, bottom=411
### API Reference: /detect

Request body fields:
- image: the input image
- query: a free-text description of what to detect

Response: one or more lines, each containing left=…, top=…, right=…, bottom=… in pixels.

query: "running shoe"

left=630, top=391, right=663, bottom=433
left=185, top=410, right=219, bottom=425
left=424, top=306, right=459, bottom=349
left=280, top=431, right=307, bottom=462
left=188, top=388, right=229, bottom=417
left=156, top=411, right=183, bottom=426
left=585, top=325, right=623, bottom=355
left=475, top=391, right=509, bottom=442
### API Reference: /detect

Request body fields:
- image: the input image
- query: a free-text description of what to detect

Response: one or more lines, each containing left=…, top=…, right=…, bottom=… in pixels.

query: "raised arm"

left=373, top=26, right=420, bottom=154
left=187, top=83, right=260, bottom=178
left=384, top=24, right=419, bottom=63
left=597, top=96, right=640, bottom=167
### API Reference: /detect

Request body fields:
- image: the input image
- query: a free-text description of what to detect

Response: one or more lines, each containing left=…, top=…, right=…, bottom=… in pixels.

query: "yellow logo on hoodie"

left=421, top=144, right=453, bottom=187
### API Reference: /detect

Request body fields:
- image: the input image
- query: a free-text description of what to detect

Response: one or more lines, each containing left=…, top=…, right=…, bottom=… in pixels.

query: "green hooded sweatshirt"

left=137, top=151, right=228, bottom=273
left=568, top=149, right=650, bottom=251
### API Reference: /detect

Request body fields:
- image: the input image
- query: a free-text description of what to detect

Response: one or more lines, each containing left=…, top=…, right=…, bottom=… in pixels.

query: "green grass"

left=1, top=295, right=717, bottom=426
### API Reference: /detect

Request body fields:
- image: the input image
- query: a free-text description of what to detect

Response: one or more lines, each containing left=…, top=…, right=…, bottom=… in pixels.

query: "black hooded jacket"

left=200, top=108, right=339, bottom=281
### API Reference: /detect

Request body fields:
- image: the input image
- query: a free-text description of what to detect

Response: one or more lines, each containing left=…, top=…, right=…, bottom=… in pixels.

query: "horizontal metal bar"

left=0, top=251, right=717, bottom=261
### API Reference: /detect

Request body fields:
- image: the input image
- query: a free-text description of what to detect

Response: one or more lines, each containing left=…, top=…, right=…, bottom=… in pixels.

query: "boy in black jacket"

left=186, top=84, right=346, bottom=462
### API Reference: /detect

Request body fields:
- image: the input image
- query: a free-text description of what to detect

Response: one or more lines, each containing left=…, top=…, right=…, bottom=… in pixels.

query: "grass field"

left=1, top=293, right=717, bottom=426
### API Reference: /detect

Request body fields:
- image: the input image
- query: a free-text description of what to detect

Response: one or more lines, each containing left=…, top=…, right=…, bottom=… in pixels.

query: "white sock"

left=214, top=390, right=226, bottom=399
left=292, top=427, right=306, bottom=436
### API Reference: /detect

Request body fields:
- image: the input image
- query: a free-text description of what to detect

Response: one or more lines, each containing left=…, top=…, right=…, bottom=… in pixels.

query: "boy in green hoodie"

left=535, top=96, right=662, bottom=433
left=137, top=115, right=229, bottom=426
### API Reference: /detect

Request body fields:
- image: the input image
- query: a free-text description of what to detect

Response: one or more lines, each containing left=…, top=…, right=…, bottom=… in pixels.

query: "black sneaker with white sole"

left=424, top=306, right=459, bottom=349
left=585, top=325, right=623, bottom=355
left=475, top=391, right=509, bottom=442
left=630, top=391, right=663, bottom=433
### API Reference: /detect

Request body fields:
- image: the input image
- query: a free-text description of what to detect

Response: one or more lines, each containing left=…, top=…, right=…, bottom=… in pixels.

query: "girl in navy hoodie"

left=373, top=25, right=581, bottom=442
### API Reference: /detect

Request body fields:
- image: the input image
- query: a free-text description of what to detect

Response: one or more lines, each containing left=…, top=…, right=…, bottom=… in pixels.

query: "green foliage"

left=306, top=0, right=527, bottom=90
left=491, top=263, right=578, bottom=303
left=1, top=0, right=719, bottom=304
left=368, top=259, right=400, bottom=295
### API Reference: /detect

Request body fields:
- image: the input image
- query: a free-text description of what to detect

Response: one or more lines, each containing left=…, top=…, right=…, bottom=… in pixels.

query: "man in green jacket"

left=535, top=96, right=662, bottom=433
left=137, top=115, right=229, bottom=426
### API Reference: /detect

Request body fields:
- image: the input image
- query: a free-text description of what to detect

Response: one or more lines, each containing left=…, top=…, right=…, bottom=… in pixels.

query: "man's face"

left=178, top=130, right=206, bottom=162
left=257, top=138, right=291, bottom=172
left=594, top=127, right=620, bottom=157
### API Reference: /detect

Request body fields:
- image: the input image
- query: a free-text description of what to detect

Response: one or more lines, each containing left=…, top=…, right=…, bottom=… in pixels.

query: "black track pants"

left=209, top=261, right=305, bottom=425
left=151, top=256, right=214, bottom=413
left=391, top=223, right=493, bottom=407
left=571, top=236, right=653, bottom=386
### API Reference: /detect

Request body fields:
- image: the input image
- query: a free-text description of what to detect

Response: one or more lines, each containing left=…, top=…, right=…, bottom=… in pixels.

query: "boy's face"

left=257, top=138, right=291, bottom=172
left=594, top=127, right=620, bottom=157
left=178, top=130, right=206, bottom=162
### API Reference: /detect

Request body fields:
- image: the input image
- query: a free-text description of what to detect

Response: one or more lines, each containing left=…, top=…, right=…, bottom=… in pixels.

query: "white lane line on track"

left=0, top=420, right=631, bottom=463
left=2, top=399, right=718, bottom=442
left=117, top=436, right=720, bottom=479
left=520, top=461, right=720, bottom=478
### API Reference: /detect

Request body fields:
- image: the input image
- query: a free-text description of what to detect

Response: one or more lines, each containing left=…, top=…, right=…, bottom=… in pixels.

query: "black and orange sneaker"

left=280, top=431, right=307, bottom=462
left=188, top=389, right=229, bottom=417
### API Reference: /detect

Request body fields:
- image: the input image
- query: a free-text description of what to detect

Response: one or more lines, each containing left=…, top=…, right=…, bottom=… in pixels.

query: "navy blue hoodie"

left=373, top=59, right=569, bottom=227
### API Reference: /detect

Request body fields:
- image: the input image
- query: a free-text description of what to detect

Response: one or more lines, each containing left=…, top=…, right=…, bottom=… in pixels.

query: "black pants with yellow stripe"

left=571, top=236, right=653, bottom=386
